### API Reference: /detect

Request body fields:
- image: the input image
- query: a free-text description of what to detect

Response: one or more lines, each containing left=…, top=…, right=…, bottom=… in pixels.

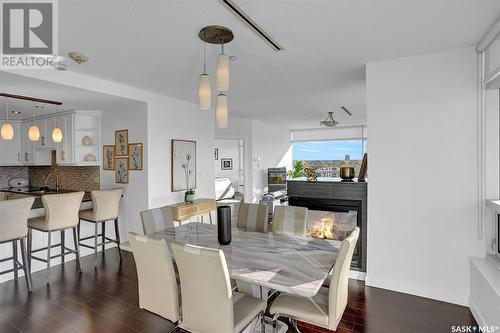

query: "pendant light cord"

left=5, top=98, right=8, bottom=122
left=203, top=31, right=207, bottom=74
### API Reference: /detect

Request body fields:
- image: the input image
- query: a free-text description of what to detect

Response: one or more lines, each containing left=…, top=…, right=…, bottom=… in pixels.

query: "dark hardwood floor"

left=0, top=249, right=477, bottom=333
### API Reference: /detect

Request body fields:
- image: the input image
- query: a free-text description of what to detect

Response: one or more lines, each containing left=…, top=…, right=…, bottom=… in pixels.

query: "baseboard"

left=365, top=276, right=468, bottom=306
left=349, top=270, right=366, bottom=281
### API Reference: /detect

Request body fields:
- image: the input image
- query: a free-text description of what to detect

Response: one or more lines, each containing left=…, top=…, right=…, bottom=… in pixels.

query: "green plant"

left=287, top=160, right=304, bottom=178
left=185, top=189, right=195, bottom=195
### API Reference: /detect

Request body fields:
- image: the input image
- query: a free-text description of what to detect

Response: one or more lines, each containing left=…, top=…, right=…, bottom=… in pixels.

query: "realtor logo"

left=1, top=0, right=58, bottom=68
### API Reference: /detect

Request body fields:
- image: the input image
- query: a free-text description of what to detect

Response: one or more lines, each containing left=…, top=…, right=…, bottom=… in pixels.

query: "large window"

left=292, top=139, right=365, bottom=177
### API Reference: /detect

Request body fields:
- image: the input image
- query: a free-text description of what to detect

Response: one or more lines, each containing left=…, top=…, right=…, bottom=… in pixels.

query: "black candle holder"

left=217, top=206, right=232, bottom=245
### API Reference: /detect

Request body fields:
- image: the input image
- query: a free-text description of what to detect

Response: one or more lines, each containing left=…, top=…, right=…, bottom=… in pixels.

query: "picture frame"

left=115, top=156, right=129, bottom=184
left=115, top=129, right=129, bottom=156
left=171, top=139, right=196, bottom=192
left=221, top=158, right=232, bottom=170
left=103, top=145, right=115, bottom=170
left=129, top=142, right=143, bottom=170
left=214, top=148, right=219, bottom=160
left=358, top=153, right=367, bottom=182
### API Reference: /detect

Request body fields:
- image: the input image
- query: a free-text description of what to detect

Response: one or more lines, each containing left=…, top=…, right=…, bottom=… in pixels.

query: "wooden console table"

left=168, top=198, right=216, bottom=226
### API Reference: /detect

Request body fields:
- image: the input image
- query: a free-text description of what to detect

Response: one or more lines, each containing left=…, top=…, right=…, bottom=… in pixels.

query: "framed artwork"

left=103, top=145, right=115, bottom=170
left=115, top=129, right=129, bottom=156
left=129, top=143, right=143, bottom=170
left=221, top=158, right=232, bottom=170
left=171, top=139, right=196, bottom=192
left=214, top=148, right=219, bottom=160
left=115, top=156, right=129, bottom=184
left=358, top=153, right=367, bottom=182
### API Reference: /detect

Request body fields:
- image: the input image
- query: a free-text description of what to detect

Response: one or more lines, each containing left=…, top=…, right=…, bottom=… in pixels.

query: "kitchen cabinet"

left=56, top=113, right=74, bottom=165
left=21, top=121, right=34, bottom=164
left=0, top=121, right=22, bottom=165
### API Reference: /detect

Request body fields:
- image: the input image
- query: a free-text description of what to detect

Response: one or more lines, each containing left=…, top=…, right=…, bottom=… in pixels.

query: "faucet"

left=45, top=174, right=60, bottom=192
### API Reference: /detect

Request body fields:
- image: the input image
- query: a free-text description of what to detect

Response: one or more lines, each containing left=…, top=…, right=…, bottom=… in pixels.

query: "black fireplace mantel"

left=287, top=178, right=368, bottom=272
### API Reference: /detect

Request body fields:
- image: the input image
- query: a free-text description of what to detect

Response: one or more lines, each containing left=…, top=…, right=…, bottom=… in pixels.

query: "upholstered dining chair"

left=28, top=192, right=84, bottom=284
left=0, top=197, right=35, bottom=291
left=237, top=203, right=268, bottom=232
left=140, top=205, right=175, bottom=235
left=172, top=242, right=267, bottom=333
left=272, top=206, right=308, bottom=236
left=129, top=232, right=180, bottom=323
left=79, top=188, right=123, bottom=267
left=270, top=227, right=360, bottom=333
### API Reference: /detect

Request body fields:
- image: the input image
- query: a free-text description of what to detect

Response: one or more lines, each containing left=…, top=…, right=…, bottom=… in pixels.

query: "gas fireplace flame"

left=307, top=215, right=336, bottom=240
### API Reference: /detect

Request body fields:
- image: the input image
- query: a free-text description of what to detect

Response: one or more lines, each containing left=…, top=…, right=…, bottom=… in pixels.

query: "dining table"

left=150, top=222, right=342, bottom=298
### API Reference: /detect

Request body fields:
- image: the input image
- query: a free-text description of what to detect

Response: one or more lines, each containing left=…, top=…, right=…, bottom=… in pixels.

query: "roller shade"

left=291, top=126, right=367, bottom=142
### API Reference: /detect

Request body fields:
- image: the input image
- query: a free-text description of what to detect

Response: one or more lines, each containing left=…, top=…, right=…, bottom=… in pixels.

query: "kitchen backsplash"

left=29, top=166, right=100, bottom=192
left=0, top=166, right=29, bottom=189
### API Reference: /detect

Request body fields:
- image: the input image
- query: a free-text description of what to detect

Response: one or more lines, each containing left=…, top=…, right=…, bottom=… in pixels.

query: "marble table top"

left=150, top=222, right=341, bottom=298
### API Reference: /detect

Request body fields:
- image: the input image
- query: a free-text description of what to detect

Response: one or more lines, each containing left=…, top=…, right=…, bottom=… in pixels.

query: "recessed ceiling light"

left=229, top=55, right=237, bottom=61
left=53, top=62, right=68, bottom=71
left=11, top=110, right=21, bottom=114
left=68, top=51, right=89, bottom=64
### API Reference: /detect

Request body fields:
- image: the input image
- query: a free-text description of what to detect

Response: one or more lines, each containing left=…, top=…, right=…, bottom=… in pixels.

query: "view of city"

left=292, top=140, right=365, bottom=177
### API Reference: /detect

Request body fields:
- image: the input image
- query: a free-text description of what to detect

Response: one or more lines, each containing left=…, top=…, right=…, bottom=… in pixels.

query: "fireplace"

left=288, top=196, right=364, bottom=271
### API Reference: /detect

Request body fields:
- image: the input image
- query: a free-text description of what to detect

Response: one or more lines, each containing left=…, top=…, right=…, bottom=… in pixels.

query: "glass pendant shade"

left=216, top=53, right=230, bottom=92
left=1, top=123, right=14, bottom=140
left=216, top=93, right=228, bottom=128
left=198, top=74, right=211, bottom=110
left=29, top=124, right=40, bottom=141
left=52, top=127, right=63, bottom=142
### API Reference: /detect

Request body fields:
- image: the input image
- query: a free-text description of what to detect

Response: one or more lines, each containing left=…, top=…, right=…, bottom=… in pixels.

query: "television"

left=268, top=167, right=287, bottom=193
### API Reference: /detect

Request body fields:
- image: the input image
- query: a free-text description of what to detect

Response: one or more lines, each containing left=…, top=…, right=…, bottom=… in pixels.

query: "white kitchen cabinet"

left=0, top=121, right=22, bottom=165
left=56, top=113, right=74, bottom=165
left=21, top=121, right=34, bottom=164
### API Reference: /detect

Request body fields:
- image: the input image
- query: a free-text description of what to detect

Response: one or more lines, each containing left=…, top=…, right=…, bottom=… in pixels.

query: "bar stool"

left=78, top=189, right=123, bottom=267
left=0, top=197, right=35, bottom=291
left=28, top=192, right=84, bottom=284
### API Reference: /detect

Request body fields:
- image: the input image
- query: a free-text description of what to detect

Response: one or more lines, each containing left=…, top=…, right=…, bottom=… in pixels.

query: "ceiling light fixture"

left=68, top=51, right=89, bottom=64
left=320, top=112, right=338, bottom=127
left=28, top=103, right=40, bottom=141
left=199, top=25, right=234, bottom=128
left=198, top=33, right=211, bottom=110
left=52, top=105, right=62, bottom=143
left=1, top=98, right=14, bottom=140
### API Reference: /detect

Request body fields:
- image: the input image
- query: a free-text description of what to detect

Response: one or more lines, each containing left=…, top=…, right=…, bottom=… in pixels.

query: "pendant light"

left=28, top=103, right=40, bottom=141
left=198, top=35, right=211, bottom=110
left=1, top=98, right=14, bottom=140
left=216, top=39, right=229, bottom=92
left=52, top=105, right=62, bottom=142
left=216, top=93, right=228, bottom=128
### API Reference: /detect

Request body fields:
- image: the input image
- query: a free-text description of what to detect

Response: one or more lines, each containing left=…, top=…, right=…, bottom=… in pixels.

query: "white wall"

left=100, top=103, right=148, bottom=239
left=366, top=46, right=483, bottom=305
left=215, top=139, right=241, bottom=187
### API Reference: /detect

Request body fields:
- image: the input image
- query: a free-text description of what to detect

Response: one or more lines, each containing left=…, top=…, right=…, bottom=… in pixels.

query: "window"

left=292, top=139, right=365, bottom=177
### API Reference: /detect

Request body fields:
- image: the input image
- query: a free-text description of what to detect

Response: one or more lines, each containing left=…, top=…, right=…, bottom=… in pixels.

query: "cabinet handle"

left=61, top=150, right=65, bottom=161
left=17, top=153, right=20, bottom=162
left=24, top=153, right=29, bottom=162
left=41, top=136, right=46, bottom=146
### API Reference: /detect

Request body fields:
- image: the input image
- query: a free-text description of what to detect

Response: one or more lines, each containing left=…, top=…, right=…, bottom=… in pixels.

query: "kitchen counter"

left=1, top=188, right=93, bottom=218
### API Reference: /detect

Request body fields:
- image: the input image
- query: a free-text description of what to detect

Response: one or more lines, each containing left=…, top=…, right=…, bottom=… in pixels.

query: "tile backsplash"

left=29, top=166, right=100, bottom=192
left=0, top=166, right=29, bottom=189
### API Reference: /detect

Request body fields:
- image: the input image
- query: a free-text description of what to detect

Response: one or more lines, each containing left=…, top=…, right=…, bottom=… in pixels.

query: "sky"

left=293, top=140, right=364, bottom=160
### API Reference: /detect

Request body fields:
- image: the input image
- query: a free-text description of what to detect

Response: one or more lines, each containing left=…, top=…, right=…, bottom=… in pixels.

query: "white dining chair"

left=270, top=227, right=360, bottom=332
left=172, top=241, right=267, bottom=333
left=140, top=205, right=175, bottom=235
left=272, top=206, right=308, bottom=236
left=237, top=203, right=268, bottom=232
left=0, top=197, right=35, bottom=291
left=129, top=232, right=180, bottom=323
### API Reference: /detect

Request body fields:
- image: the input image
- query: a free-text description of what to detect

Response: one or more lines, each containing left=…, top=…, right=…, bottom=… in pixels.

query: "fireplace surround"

left=287, top=179, right=367, bottom=272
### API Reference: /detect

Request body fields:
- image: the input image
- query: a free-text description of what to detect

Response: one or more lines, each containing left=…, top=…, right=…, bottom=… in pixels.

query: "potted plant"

left=287, top=160, right=304, bottom=179
left=185, top=189, right=195, bottom=203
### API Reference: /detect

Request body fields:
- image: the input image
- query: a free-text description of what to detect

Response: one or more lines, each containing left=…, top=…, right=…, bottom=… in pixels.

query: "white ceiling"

left=14, top=0, right=500, bottom=129
left=0, top=72, right=144, bottom=120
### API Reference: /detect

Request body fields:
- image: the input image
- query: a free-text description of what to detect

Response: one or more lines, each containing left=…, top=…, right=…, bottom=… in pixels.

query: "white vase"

left=185, top=194, right=195, bottom=203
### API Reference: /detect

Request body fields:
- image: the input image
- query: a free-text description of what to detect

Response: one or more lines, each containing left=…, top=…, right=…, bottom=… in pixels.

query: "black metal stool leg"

left=12, top=240, right=18, bottom=280
left=101, top=221, right=106, bottom=253
left=60, top=230, right=65, bottom=264
left=94, top=222, right=98, bottom=268
left=19, top=238, right=32, bottom=291
left=46, top=231, right=51, bottom=284
left=27, top=229, right=32, bottom=272
left=72, top=227, right=82, bottom=273
left=114, top=218, right=122, bottom=259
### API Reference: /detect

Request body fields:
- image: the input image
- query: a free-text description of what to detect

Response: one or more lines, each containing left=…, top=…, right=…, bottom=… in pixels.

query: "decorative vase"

left=339, top=154, right=355, bottom=181
left=217, top=206, right=232, bottom=245
left=185, top=193, right=195, bottom=203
